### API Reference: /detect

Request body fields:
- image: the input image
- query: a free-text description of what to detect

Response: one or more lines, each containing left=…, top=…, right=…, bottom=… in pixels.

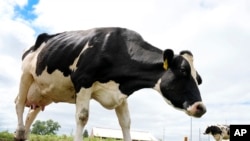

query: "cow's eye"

left=180, top=68, right=186, bottom=73
left=179, top=67, right=188, bottom=76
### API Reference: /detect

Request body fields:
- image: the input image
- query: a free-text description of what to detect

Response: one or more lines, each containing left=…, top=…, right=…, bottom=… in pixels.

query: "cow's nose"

left=195, top=103, right=206, bottom=117
left=186, top=101, right=206, bottom=118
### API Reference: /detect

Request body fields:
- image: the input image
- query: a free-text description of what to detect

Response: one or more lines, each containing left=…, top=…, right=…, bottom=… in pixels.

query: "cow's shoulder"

left=22, top=33, right=61, bottom=60
left=34, top=33, right=52, bottom=49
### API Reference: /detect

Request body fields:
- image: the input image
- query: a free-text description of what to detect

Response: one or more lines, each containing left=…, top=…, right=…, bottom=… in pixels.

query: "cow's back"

left=28, top=28, right=140, bottom=76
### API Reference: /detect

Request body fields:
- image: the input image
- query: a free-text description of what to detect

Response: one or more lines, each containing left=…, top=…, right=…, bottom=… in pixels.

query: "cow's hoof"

left=14, top=130, right=26, bottom=141
left=14, top=137, right=26, bottom=141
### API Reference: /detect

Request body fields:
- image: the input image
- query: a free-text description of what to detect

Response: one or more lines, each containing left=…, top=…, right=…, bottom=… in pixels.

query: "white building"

left=90, top=127, right=158, bottom=141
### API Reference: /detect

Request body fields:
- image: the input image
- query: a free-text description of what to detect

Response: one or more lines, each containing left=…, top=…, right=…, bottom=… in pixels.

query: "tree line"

left=31, top=119, right=89, bottom=137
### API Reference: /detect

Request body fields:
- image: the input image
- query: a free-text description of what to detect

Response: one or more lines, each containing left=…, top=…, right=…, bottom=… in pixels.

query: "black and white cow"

left=204, top=125, right=230, bottom=141
left=15, top=27, right=206, bottom=141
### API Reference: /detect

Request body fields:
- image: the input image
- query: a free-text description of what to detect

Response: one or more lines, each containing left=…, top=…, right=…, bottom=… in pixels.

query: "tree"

left=83, top=129, right=89, bottom=137
left=31, top=119, right=61, bottom=135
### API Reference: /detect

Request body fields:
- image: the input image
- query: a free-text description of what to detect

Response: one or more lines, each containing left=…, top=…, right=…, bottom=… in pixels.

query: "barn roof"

left=91, top=127, right=157, bottom=141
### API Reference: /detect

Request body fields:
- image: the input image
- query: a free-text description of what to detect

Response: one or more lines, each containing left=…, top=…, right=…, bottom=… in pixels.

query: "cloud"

left=1, top=0, right=250, bottom=140
left=0, top=0, right=35, bottom=132
left=31, top=0, right=156, bottom=32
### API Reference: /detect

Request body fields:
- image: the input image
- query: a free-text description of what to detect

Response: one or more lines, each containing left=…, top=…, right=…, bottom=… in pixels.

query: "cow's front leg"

left=74, top=88, right=92, bottom=141
left=213, top=134, right=222, bottom=141
left=115, top=99, right=131, bottom=141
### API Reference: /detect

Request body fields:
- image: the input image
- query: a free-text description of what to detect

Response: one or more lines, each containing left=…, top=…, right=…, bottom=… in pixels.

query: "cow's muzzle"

left=186, top=101, right=206, bottom=118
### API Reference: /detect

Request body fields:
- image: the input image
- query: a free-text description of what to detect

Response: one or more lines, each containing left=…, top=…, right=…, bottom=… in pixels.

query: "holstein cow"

left=204, top=125, right=230, bottom=141
left=15, top=27, right=206, bottom=141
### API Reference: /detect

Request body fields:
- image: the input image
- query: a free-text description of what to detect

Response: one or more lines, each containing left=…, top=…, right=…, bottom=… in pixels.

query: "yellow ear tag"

left=163, top=59, right=168, bottom=70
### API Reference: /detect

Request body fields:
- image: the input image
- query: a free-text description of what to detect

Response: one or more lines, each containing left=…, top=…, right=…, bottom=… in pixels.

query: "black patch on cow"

left=205, top=126, right=222, bottom=135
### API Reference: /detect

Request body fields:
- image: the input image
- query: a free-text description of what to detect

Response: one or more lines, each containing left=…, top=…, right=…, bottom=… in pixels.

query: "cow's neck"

left=116, top=47, right=165, bottom=95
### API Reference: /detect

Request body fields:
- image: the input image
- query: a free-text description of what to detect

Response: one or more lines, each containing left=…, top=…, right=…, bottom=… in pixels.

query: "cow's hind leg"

left=74, top=88, right=92, bottom=141
left=24, top=107, right=41, bottom=139
left=15, top=73, right=33, bottom=140
left=115, top=99, right=131, bottom=141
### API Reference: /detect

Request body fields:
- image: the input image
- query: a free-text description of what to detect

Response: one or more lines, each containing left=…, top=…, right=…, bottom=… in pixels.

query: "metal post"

left=190, top=117, right=192, bottom=141
left=163, top=127, right=165, bottom=141
left=199, top=128, right=201, bottom=141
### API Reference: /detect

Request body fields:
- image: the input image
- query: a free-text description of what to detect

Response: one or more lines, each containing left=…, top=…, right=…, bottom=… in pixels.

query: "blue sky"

left=14, top=0, right=39, bottom=20
left=0, top=0, right=250, bottom=141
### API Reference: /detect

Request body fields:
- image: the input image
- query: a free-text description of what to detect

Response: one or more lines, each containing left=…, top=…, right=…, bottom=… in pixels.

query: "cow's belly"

left=91, top=81, right=128, bottom=109
left=30, top=69, right=76, bottom=104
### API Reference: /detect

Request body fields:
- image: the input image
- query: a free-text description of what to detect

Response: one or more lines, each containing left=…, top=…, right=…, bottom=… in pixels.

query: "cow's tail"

left=22, top=33, right=60, bottom=60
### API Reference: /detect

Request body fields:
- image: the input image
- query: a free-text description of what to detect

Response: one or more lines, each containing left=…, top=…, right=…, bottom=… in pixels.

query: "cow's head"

left=203, top=126, right=222, bottom=135
left=158, top=49, right=206, bottom=117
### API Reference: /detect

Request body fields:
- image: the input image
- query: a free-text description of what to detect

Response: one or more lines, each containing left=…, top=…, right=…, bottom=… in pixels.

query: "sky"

left=0, top=0, right=250, bottom=140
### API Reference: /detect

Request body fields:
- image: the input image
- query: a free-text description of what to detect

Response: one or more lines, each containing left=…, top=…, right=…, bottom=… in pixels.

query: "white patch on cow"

left=31, top=68, right=76, bottom=104
left=69, top=42, right=92, bottom=71
left=100, top=33, right=111, bottom=51
left=22, top=42, right=46, bottom=73
left=213, top=134, right=223, bottom=141
left=153, top=79, right=161, bottom=93
left=91, top=81, right=128, bottom=109
left=181, top=53, right=198, bottom=85
left=217, top=125, right=230, bottom=140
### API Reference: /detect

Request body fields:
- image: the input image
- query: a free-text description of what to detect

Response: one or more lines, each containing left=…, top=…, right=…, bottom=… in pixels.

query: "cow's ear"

left=163, top=49, right=174, bottom=70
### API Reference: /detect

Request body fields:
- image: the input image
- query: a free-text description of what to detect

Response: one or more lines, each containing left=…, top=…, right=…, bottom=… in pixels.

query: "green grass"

left=29, top=134, right=73, bottom=141
left=0, top=130, right=13, bottom=141
left=0, top=131, right=120, bottom=141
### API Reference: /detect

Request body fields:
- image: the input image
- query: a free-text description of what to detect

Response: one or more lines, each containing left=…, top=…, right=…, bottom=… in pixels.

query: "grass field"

left=0, top=131, right=120, bottom=141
